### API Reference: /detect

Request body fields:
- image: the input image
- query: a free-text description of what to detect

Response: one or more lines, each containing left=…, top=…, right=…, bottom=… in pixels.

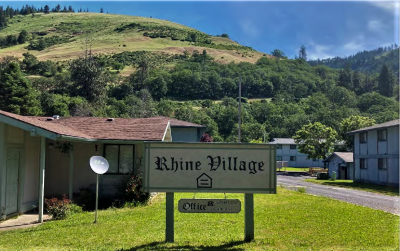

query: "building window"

left=276, top=144, right=282, bottom=149
left=378, top=158, right=387, bottom=170
left=277, top=156, right=282, bottom=161
left=290, top=156, right=296, bottom=161
left=378, top=129, right=387, bottom=141
left=312, top=158, right=317, bottom=161
left=360, top=158, right=367, bottom=169
left=104, top=144, right=135, bottom=174
left=290, top=145, right=296, bottom=149
left=359, top=132, right=367, bottom=143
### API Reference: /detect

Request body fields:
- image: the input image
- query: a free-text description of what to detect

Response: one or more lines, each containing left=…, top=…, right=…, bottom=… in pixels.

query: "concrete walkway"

left=0, top=213, right=51, bottom=232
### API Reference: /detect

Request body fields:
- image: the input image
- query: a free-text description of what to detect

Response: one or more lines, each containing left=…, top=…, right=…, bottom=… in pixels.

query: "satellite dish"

left=90, top=156, right=109, bottom=174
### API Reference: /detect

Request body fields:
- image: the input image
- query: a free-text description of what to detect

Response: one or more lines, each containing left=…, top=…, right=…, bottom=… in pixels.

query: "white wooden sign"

left=178, top=199, right=241, bottom=213
left=143, top=142, right=276, bottom=193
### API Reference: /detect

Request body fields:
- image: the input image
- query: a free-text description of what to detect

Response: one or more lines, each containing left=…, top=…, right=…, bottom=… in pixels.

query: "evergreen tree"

left=44, top=5, right=50, bottom=14
left=0, top=7, right=7, bottom=29
left=298, top=45, right=307, bottom=61
left=338, top=63, right=353, bottom=90
left=378, top=63, right=395, bottom=97
left=0, top=62, right=42, bottom=115
left=17, top=30, right=28, bottom=44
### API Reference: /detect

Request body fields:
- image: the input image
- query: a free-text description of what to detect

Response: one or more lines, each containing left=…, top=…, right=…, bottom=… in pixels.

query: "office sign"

left=178, top=199, right=241, bottom=213
left=143, top=142, right=276, bottom=193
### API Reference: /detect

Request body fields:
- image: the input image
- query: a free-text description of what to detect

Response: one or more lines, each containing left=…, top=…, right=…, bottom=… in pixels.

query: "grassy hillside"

left=0, top=12, right=268, bottom=63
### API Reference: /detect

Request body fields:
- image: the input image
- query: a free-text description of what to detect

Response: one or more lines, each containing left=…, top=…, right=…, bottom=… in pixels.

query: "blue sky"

left=3, top=1, right=399, bottom=60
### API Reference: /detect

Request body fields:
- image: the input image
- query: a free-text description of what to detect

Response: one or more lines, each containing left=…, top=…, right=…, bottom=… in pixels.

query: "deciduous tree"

left=293, top=122, right=338, bottom=163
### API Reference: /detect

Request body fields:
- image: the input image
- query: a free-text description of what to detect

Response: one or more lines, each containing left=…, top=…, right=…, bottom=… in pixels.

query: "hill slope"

left=0, top=12, right=267, bottom=63
left=308, top=46, right=399, bottom=75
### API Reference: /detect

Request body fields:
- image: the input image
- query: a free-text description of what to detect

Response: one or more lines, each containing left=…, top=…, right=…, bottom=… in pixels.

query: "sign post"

left=89, top=156, right=109, bottom=224
left=143, top=142, right=276, bottom=242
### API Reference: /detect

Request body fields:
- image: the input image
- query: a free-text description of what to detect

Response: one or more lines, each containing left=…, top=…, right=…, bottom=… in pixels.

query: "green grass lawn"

left=277, top=167, right=309, bottom=172
left=304, top=179, right=399, bottom=196
left=1, top=189, right=398, bottom=250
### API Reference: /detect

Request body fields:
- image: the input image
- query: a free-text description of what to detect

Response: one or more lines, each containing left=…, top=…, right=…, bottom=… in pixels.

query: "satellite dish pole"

left=89, top=156, right=109, bottom=223
left=238, top=74, right=242, bottom=143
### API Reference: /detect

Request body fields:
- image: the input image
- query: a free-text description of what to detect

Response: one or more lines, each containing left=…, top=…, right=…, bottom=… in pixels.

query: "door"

left=5, top=149, right=20, bottom=215
left=340, top=165, right=347, bottom=180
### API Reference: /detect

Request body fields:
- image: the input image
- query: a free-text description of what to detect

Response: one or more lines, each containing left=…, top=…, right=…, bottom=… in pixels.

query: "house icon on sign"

left=197, top=173, right=212, bottom=188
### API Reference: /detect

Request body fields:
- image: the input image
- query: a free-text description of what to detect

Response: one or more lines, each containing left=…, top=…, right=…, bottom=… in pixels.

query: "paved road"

left=277, top=174, right=400, bottom=215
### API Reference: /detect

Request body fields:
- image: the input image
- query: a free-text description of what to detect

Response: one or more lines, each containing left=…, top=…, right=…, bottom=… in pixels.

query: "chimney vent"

left=53, top=115, right=60, bottom=119
left=47, top=118, right=54, bottom=121
left=107, top=118, right=114, bottom=122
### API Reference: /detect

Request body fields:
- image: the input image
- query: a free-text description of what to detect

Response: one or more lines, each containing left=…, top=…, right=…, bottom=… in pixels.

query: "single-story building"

left=324, top=152, right=354, bottom=180
left=0, top=109, right=205, bottom=221
left=347, top=119, right=399, bottom=187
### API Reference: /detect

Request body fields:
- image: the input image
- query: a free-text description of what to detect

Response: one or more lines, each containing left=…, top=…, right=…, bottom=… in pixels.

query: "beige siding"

left=45, top=140, right=70, bottom=196
left=23, top=132, right=40, bottom=204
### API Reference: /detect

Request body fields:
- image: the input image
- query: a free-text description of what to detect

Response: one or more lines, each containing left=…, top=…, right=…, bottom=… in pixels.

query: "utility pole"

left=238, top=75, right=241, bottom=143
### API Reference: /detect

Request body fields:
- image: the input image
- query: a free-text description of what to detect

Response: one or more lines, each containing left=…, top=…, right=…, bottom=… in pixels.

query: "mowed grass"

left=277, top=167, right=309, bottom=172
left=304, top=179, right=400, bottom=196
left=0, top=189, right=398, bottom=251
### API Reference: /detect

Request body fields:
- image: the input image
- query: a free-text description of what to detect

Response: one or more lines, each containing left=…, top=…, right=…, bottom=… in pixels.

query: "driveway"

left=277, top=174, right=400, bottom=215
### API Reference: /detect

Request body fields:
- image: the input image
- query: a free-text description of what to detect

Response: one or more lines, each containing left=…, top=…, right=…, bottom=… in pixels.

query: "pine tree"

left=378, top=63, right=395, bottom=97
left=298, top=45, right=307, bottom=61
left=0, top=7, right=7, bottom=29
left=44, top=5, right=50, bottom=14
left=0, top=62, right=42, bottom=115
left=338, top=63, right=353, bottom=90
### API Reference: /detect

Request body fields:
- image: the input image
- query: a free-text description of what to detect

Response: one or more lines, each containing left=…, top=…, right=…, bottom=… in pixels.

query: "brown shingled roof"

left=0, top=110, right=185, bottom=141
left=348, top=119, right=400, bottom=134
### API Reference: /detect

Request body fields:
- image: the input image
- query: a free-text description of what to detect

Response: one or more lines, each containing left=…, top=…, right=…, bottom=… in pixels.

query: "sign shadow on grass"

left=116, top=240, right=246, bottom=251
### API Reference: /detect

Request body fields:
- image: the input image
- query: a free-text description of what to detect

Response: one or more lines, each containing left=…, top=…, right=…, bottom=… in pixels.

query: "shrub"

left=317, top=173, right=330, bottom=180
left=74, top=187, right=96, bottom=211
left=45, top=194, right=72, bottom=220
left=116, top=173, right=150, bottom=206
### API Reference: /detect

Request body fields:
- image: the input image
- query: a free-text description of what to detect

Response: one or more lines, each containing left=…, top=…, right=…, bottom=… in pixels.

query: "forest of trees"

left=0, top=46, right=398, bottom=145
left=308, top=44, right=399, bottom=75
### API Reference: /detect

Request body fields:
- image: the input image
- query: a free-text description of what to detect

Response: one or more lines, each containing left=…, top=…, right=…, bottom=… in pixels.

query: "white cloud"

left=306, top=42, right=335, bottom=60
left=368, top=19, right=384, bottom=31
left=367, top=1, right=399, bottom=15
left=239, top=19, right=260, bottom=38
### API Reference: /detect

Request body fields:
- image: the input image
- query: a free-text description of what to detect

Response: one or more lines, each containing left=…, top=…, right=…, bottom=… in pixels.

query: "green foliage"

left=293, top=122, right=338, bottom=161
left=27, top=35, right=71, bottom=51
left=271, top=49, right=286, bottom=58
left=378, top=63, right=396, bottom=97
left=44, top=194, right=73, bottom=220
left=340, top=116, right=376, bottom=149
left=115, top=173, right=150, bottom=206
left=0, top=62, right=42, bottom=115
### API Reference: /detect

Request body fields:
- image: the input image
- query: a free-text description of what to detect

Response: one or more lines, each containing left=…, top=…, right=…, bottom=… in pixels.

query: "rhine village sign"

left=142, top=142, right=276, bottom=242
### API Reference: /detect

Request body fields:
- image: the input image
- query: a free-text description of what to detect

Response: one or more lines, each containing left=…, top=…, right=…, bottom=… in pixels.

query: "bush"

left=74, top=187, right=96, bottom=211
left=116, top=173, right=150, bottom=206
left=45, top=194, right=72, bottom=220
left=317, top=173, right=329, bottom=180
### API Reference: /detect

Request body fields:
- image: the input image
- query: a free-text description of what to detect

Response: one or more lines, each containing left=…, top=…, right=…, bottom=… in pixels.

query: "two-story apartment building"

left=348, top=119, right=399, bottom=187
left=268, top=138, right=324, bottom=168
